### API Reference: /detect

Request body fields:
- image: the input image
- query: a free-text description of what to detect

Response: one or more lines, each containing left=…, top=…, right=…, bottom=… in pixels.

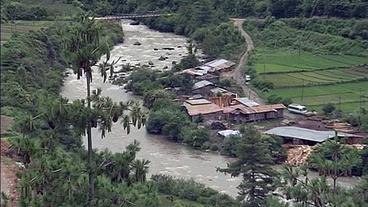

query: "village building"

left=195, top=73, right=220, bottom=83
left=181, top=59, right=235, bottom=77
left=223, top=103, right=285, bottom=123
left=204, top=59, right=236, bottom=73
left=192, top=80, right=215, bottom=96
left=264, top=126, right=364, bottom=145
left=183, top=99, right=223, bottom=121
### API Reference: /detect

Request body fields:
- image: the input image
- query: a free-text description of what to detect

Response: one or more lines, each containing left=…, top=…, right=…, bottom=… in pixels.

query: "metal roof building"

left=264, top=126, right=360, bottom=144
left=192, top=80, right=214, bottom=90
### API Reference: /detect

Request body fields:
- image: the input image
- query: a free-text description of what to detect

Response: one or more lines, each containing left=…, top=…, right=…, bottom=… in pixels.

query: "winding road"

left=224, top=18, right=263, bottom=104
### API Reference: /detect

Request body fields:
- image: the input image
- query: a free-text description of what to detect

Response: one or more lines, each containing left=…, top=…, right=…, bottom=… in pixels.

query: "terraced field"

left=264, top=67, right=368, bottom=88
left=253, top=50, right=368, bottom=112
left=1, top=21, right=54, bottom=44
left=254, top=50, right=368, bottom=74
left=268, top=81, right=368, bottom=111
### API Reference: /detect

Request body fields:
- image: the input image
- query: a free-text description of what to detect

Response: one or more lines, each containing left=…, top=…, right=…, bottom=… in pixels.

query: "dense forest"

left=77, top=0, right=368, bottom=18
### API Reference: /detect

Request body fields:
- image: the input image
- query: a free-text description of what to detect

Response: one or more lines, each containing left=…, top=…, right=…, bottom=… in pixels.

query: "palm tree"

left=65, top=14, right=105, bottom=205
left=65, top=14, right=147, bottom=206
left=131, top=159, right=150, bottom=183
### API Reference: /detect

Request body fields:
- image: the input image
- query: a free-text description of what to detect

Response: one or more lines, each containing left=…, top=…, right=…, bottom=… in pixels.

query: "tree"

left=131, top=159, right=150, bottom=183
left=308, top=139, right=362, bottom=192
left=218, top=126, right=277, bottom=206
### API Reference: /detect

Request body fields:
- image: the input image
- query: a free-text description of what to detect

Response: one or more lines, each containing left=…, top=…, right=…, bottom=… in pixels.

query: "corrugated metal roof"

left=265, top=126, right=336, bottom=142
left=186, top=99, right=212, bottom=105
left=235, top=97, right=259, bottom=107
left=210, top=87, right=229, bottom=94
left=183, top=102, right=222, bottom=116
left=192, top=80, right=213, bottom=90
left=251, top=104, right=286, bottom=113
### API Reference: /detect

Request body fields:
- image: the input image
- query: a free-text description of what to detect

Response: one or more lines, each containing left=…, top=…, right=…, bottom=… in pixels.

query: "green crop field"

left=245, top=19, right=368, bottom=113
left=253, top=50, right=368, bottom=74
left=265, top=82, right=368, bottom=111
left=1, top=20, right=55, bottom=44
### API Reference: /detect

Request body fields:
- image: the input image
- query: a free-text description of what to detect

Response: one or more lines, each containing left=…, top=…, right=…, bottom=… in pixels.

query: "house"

left=209, top=87, right=237, bottom=107
left=192, top=80, right=215, bottom=96
left=264, top=126, right=364, bottom=145
left=204, top=59, right=236, bottom=73
left=183, top=99, right=223, bottom=121
left=223, top=104, right=286, bottom=123
left=195, top=73, right=220, bottom=83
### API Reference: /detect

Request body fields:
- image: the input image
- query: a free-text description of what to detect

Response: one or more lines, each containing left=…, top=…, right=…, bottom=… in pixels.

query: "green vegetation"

left=0, top=20, right=54, bottom=44
left=1, top=0, right=82, bottom=21
left=79, top=0, right=368, bottom=19
left=244, top=18, right=368, bottom=113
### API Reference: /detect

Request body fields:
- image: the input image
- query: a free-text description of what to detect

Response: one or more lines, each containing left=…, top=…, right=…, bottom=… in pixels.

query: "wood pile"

left=284, top=145, right=313, bottom=166
left=325, top=122, right=357, bottom=133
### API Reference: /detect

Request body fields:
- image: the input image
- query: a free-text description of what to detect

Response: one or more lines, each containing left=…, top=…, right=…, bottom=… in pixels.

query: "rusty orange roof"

left=251, top=104, right=286, bottom=113
left=183, top=102, right=222, bottom=116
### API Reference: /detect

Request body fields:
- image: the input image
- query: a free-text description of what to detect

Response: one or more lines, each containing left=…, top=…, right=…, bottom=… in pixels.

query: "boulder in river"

left=133, top=41, right=141, bottom=46
left=130, top=21, right=140, bottom=25
left=158, top=56, right=167, bottom=61
left=148, top=61, right=154, bottom=66
left=162, top=47, right=175, bottom=50
left=154, top=48, right=158, bottom=51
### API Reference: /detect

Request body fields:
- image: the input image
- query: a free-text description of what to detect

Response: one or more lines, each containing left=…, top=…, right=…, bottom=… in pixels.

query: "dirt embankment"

left=1, top=140, right=21, bottom=206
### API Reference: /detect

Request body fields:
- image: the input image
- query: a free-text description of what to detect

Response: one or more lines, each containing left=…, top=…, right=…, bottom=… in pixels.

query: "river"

left=61, top=20, right=241, bottom=197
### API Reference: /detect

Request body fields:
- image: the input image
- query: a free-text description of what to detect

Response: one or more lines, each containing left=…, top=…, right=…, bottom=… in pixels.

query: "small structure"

left=264, top=126, right=362, bottom=145
left=218, top=130, right=241, bottom=138
left=183, top=99, right=223, bottom=121
left=192, top=80, right=215, bottom=96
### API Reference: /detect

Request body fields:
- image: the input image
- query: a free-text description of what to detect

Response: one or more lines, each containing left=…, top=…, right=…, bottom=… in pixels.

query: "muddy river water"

left=61, top=20, right=241, bottom=196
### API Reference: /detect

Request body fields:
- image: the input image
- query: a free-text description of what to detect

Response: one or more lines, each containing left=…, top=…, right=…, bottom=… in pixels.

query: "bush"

left=180, top=127, right=210, bottom=148
left=322, top=103, right=336, bottom=115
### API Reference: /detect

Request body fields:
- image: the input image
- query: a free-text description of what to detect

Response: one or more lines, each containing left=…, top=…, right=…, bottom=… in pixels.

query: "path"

left=223, top=18, right=263, bottom=104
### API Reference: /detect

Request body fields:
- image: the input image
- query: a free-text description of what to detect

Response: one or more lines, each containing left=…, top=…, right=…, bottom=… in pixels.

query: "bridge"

left=94, top=13, right=173, bottom=20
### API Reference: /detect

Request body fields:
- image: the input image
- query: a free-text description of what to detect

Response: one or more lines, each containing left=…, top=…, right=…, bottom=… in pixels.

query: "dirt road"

left=223, top=18, right=263, bottom=103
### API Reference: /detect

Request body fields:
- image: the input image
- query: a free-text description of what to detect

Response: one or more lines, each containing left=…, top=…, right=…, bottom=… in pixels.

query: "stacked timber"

left=285, top=145, right=313, bottom=166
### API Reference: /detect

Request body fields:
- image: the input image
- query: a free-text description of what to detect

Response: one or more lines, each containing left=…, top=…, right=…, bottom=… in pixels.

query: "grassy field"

left=1, top=20, right=55, bottom=44
left=245, top=19, right=368, bottom=113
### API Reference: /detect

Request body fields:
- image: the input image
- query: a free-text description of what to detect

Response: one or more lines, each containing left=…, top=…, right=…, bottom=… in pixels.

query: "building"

left=195, top=74, right=220, bottom=83
left=192, top=80, right=215, bottom=96
left=183, top=99, right=223, bottom=121
left=204, top=59, right=236, bottom=73
left=233, top=97, right=259, bottom=107
left=181, top=59, right=235, bottom=77
left=264, top=126, right=363, bottom=145
left=223, top=104, right=285, bottom=123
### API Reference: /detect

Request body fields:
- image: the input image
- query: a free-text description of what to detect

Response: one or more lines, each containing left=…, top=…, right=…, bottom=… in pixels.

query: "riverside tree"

left=218, top=126, right=278, bottom=207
